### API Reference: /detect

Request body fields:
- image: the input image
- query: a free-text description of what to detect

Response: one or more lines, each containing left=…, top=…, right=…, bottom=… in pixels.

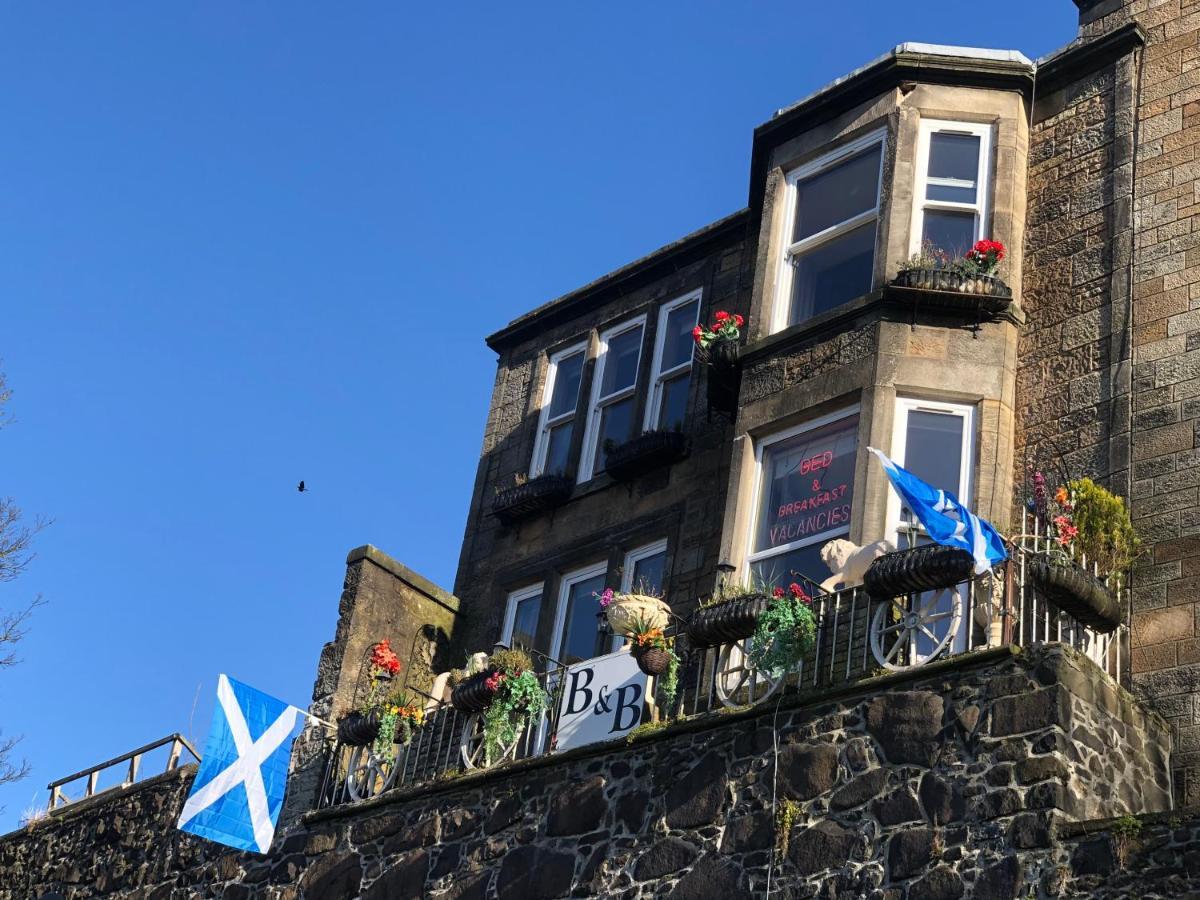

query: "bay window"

left=579, top=316, right=646, bottom=481
left=645, top=291, right=701, bottom=432
left=775, top=130, right=885, bottom=331
left=910, top=120, right=992, bottom=258
left=746, top=409, right=860, bottom=588
left=530, top=343, right=587, bottom=477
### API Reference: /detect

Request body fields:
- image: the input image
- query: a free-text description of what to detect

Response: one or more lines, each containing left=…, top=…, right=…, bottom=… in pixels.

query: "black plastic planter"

left=686, top=593, right=772, bottom=649
left=864, top=545, right=976, bottom=598
left=1027, top=556, right=1122, bottom=633
left=704, top=338, right=741, bottom=416
left=336, top=711, right=381, bottom=747
left=450, top=669, right=499, bottom=714
left=491, top=475, right=572, bottom=525
left=604, top=430, right=688, bottom=481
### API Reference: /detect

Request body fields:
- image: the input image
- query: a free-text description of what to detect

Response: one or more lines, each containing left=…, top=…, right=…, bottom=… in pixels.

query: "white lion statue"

left=819, top=538, right=894, bottom=593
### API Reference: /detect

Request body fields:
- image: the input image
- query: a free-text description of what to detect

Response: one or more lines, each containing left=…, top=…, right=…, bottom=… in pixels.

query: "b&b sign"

left=556, top=650, right=648, bottom=750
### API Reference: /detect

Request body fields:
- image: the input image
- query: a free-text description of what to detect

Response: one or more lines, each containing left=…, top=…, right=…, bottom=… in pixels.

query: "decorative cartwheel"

left=686, top=592, right=785, bottom=709
left=864, top=545, right=975, bottom=671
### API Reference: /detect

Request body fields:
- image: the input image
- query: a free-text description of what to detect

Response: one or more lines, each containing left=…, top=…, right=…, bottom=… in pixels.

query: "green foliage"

left=1110, top=815, right=1143, bottom=838
left=625, top=720, right=670, bottom=744
left=482, top=670, right=548, bottom=764
left=657, top=651, right=680, bottom=709
left=1068, top=478, right=1140, bottom=575
left=373, top=707, right=398, bottom=760
left=490, top=647, right=534, bottom=675
left=748, top=596, right=817, bottom=675
left=776, top=800, right=799, bottom=857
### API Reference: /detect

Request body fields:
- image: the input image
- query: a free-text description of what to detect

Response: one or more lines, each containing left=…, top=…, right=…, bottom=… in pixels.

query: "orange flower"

left=1054, top=487, right=1069, bottom=506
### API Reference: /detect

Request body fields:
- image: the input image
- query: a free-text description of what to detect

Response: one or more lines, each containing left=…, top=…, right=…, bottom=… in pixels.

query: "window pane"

left=598, top=396, right=636, bottom=470
left=749, top=542, right=834, bottom=592
left=548, top=351, right=584, bottom=419
left=904, top=410, right=965, bottom=497
left=661, top=299, right=700, bottom=371
left=544, top=422, right=573, bottom=475
left=657, top=374, right=690, bottom=431
left=793, top=145, right=882, bottom=242
left=599, top=326, right=644, bottom=397
left=631, top=551, right=667, bottom=596
left=754, top=416, right=858, bottom=555
left=789, top=222, right=876, bottom=325
left=511, top=594, right=542, bottom=652
left=927, top=132, right=980, bottom=203
left=560, top=572, right=608, bottom=664
left=922, top=210, right=975, bottom=259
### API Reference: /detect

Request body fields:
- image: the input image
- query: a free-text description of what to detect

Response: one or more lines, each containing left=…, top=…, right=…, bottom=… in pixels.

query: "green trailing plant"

left=658, top=651, right=680, bottom=709
left=489, top=647, right=534, bottom=675
left=748, top=583, right=817, bottom=676
left=776, top=800, right=799, bottom=857
left=480, top=657, right=548, bottom=765
left=627, top=613, right=682, bottom=709
left=370, top=689, right=424, bottom=760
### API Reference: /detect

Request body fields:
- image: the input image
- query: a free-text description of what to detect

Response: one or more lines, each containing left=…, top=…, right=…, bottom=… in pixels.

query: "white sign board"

left=555, top=649, right=648, bottom=750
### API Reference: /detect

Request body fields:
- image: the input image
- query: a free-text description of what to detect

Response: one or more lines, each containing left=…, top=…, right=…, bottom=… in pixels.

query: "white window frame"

left=500, top=583, right=545, bottom=649
left=548, top=560, right=609, bottom=664
left=908, top=120, right=993, bottom=257
left=611, top=539, right=669, bottom=651
left=644, top=290, right=702, bottom=431
left=743, top=405, right=861, bottom=585
left=529, top=341, right=587, bottom=478
left=884, top=398, right=976, bottom=548
left=771, top=129, right=887, bottom=334
left=578, top=315, right=647, bottom=482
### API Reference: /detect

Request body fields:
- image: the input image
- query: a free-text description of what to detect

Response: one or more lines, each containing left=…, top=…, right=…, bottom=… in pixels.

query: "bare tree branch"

left=0, top=733, right=30, bottom=787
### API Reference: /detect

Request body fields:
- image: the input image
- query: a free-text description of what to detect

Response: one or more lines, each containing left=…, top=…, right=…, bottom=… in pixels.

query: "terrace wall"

left=0, top=644, right=1172, bottom=899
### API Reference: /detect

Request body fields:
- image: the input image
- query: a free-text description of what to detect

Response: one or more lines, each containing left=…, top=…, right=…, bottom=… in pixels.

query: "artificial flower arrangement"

left=898, top=238, right=1006, bottom=278
left=336, top=639, right=406, bottom=748
left=627, top=615, right=681, bottom=708
left=373, top=689, right=425, bottom=759
left=597, top=585, right=671, bottom=638
left=479, top=648, right=549, bottom=765
left=692, top=310, right=744, bottom=352
left=747, top=582, right=817, bottom=676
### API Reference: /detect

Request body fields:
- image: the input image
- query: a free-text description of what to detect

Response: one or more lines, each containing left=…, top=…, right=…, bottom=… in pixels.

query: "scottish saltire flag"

left=868, top=447, right=1008, bottom=574
left=177, top=675, right=301, bottom=853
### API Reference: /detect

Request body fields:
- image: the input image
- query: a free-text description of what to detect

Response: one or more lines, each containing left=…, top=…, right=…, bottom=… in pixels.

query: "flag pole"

left=294, top=708, right=336, bottom=730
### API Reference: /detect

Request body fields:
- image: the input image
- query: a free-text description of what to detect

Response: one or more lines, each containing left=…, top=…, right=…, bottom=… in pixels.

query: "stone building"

left=4, top=0, right=1200, bottom=897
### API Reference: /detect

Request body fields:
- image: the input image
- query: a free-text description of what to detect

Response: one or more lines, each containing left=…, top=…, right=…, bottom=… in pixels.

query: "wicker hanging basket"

left=863, top=545, right=976, bottom=598
left=633, top=646, right=673, bottom=676
left=336, top=710, right=381, bottom=747
left=686, top=593, right=772, bottom=649
left=1026, top=556, right=1122, bottom=633
left=450, top=669, right=500, bottom=713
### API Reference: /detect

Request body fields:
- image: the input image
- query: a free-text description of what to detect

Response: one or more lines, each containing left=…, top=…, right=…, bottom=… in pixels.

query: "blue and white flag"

left=868, top=447, right=1008, bottom=574
left=177, top=675, right=301, bottom=854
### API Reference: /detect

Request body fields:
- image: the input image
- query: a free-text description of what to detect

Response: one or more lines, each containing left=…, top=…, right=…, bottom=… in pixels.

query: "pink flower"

left=599, top=588, right=615, bottom=608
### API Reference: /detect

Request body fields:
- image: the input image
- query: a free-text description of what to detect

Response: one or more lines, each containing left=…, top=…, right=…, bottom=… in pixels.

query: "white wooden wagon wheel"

left=344, top=744, right=401, bottom=801
left=869, top=588, right=962, bottom=671
left=714, top=639, right=783, bottom=709
left=459, top=712, right=521, bottom=770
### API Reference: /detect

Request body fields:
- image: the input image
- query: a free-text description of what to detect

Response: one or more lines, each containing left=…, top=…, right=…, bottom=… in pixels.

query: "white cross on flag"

left=177, top=674, right=301, bottom=854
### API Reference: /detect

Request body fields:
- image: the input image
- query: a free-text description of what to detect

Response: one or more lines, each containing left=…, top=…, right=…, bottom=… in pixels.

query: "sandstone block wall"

left=0, top=645, right=1171, bottom=899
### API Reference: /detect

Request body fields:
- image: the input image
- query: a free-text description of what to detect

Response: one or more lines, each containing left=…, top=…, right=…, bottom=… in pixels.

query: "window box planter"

left=1026, top=556, right=1122, bottom=633
left=450, top=669, right=500, bottom=714
left=889, top=269, right=1014, bottom=317
left=863, top=545, right=976, bottom=598
left=686, top=593, right=772, bottom=649
left=704, top=337, right=741, bottom=416
left=491, top=474, right=572, bottom=525
left=604, top=430, right=688, bottom=481
left=632, top=645, right=673, bottom=676
left=336, top=710, right=381, bottom=747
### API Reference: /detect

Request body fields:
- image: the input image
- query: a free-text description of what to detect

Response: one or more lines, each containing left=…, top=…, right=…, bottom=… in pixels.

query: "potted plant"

left=1024, top=477, right=1137, bottom=632
left=336, top=639, right=402, bottom=747
left=747, top=583, right=818, bottom=675
left=599, top=585, right=672, bottom=638
left=492, top=472, right=573, bottom=525
left=603, top=427, right=688, bottom=481
left=892, top=239, right=1013, bottom=302
left=693, top=311, right=744, bottom=415
left=686, top=583, right=774, bottom=649
left=627, top=616, right=681, bottom=707
left=478, top=648, right=550, bottom=765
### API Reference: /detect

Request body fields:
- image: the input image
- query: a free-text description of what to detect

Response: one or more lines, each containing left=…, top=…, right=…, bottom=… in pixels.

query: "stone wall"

left=1057, top=808, right=1200, bottom=898
left=0, top=645, right=1172, bottom=899
left=1067, top=0, right=1200, bottom=810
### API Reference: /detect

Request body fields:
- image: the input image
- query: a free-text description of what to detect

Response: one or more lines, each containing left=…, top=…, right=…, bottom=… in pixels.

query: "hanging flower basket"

left=686, top=593, right=773, bottom=649
left=604, top=430, right=688, bottom=481
left=491, top=475, right=572, bottom=525
left=606, top=593, right=672, bottom=637
left=450, top=668, right=500, bottom=713
left=1026, top=556, right=1122, bottom=633
left=863, top=545, right=976, bottom=598
left=633, top=645, right=674, bottom=676
left=336, top=710, right=381, bottom=747
left=703, top=337, right=741, bottom=415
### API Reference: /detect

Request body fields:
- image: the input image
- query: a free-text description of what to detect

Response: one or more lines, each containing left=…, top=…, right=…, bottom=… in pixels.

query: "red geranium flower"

left=772, top=586, right=785, bottom=599
left=714, top=310, right=730, bottom=322
left=788, top=582, right=811, bottom=602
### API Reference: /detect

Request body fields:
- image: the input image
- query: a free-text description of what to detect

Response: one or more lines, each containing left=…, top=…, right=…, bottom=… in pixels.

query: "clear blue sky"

left=0, top=1, right=1077, bottom=826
